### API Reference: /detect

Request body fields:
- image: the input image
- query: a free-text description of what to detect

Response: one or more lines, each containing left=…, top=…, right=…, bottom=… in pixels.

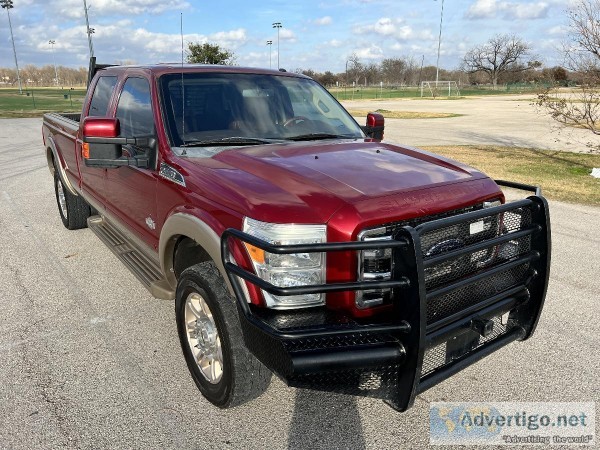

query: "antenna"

left=180, top=12, right=186, bottom=153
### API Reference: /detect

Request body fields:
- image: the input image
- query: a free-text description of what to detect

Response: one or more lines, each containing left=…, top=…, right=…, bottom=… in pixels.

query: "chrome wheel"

left=184, top=292, right=223, bottom=384
left=56, top=178, right=68, bottom=218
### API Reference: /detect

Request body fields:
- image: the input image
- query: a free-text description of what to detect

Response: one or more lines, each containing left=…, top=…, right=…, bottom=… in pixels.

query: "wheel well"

left=173, top=237, right=211, bottom=279
left=46, top=147, right=56, bottom=175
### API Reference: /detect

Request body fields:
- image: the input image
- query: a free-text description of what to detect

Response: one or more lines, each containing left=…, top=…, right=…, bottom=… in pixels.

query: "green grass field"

left=0, top=84, right=547, bottom=118
left=0, top=87, right=86, bottom=118
left=425, top=145, right=600, bottom=205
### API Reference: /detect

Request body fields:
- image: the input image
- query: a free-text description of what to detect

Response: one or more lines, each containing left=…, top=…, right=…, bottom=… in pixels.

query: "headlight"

left=242, top=217, right=326, bottom=309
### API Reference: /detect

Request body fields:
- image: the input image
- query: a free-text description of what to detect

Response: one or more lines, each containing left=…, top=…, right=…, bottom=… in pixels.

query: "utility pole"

left=272, top=22, right=282, bottom=69
left=49, top=40, right=59, bottom=86
left=83, top=0, right=94, bottom=58
left=266, top=40, right=272, bottom=69
left=1, top=0, right=22, bottom=94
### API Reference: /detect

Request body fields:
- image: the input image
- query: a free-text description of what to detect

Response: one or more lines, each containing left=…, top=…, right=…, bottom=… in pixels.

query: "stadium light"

left=1, top=0, right=23, bottom=94
left=49, top=40, right=59, bottom=86
left=272, top=22, right=282, bottom=69
left=267, top=40, right=273, bottom=69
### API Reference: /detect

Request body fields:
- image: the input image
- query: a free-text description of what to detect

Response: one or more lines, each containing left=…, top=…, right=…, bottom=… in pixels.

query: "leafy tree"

left=552, top=67, right=568, bottom=83
left=318, top=71, right=337, bottom=87
left=381, top=58, right=405, bottom=84
left=463, top=34, right=533, bottom=88
left=187, top=42, right=235, bottom=65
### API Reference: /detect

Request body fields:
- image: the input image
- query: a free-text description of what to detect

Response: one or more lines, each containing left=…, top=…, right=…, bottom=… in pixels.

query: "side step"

left=87, top=215, right=175, bottom=300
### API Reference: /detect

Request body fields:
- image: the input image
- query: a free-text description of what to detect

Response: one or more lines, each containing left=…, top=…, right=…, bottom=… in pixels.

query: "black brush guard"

left=220, top=180, right=551, bottom=411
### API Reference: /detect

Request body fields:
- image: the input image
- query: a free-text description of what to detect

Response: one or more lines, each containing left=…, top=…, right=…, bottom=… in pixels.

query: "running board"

left=87, top=216, right=175, bottom=300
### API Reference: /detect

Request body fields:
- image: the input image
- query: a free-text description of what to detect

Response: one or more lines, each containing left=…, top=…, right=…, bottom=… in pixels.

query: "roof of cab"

left=99, top=64, right=310, bottom=79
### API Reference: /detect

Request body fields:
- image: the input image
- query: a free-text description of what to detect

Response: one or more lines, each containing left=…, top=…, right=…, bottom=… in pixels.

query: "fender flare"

left=159, top=212, right=234, bottom=294
left=46, top=135, right=78, bottom=196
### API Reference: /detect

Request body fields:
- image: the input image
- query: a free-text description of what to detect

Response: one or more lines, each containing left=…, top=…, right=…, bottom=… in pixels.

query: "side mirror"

left=82, top=117, right=154, bottom=169
left=362, top=112, right=385, bottom=141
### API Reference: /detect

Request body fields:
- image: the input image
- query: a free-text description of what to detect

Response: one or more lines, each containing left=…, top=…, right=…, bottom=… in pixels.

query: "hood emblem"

left=425, top=239, right=464, bottom=258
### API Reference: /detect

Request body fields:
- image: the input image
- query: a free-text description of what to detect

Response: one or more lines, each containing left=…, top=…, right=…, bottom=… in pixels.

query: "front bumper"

left=220, top=180, right=551, bottom=411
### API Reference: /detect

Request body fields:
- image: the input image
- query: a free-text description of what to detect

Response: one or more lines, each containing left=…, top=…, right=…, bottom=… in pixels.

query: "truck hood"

left=182, top=139, right=497, bottom=224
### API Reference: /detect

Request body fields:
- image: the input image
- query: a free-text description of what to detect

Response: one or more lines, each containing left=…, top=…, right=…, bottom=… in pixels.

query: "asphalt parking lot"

left=0, top=113, right=599, bottom=449
left=343, top=94, right=594, bottom=153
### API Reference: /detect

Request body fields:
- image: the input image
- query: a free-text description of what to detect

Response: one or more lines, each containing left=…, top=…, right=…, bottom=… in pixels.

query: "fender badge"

left=145, top=217, right=156, bottom=230
left=159, top=162, right=186, bottom=187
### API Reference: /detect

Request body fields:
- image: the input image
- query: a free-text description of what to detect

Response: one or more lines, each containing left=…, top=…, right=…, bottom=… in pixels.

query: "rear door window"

left=88, top=76, right=118, bottom=117
left=115, top=77, right=154, bottom=137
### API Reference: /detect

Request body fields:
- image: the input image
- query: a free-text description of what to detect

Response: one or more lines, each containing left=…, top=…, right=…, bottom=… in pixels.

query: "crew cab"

left=42, top=59, right=550, bottom=411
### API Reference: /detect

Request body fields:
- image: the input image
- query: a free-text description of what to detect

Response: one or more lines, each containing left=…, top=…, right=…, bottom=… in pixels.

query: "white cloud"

left=354, top=17, right=433, bottom=41
left=547, top=25, right=566, bottom=36
left=466, top=0, right=499, bottom=19
left=208, top=29, right=248, bottom=49
left=510, top=2, right=549, bottom=19
left=17, top=20, right=249, bottom=67
left=466, top=0, right=549, bottom=20
left=355, top=45, right=384, bottom=60
left=279, top=29, right=297, bottom=43
left=314, top=16, right=332, bottom=26
left=49, top=0, right=191, bottom=20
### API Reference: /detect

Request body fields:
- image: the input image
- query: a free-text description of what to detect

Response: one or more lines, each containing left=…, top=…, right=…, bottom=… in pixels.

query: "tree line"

left=296, top=57, right=575, bottom=89
left=0, top=40, right=579, bottom=90
left=0, top=65, right=88, bottom=87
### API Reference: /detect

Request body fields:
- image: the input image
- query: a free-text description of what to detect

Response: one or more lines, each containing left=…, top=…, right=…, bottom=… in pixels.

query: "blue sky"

left=0, top=0, right=570, bottom=72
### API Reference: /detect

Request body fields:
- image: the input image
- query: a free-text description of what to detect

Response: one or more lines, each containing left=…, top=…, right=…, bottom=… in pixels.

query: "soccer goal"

left=420, top=81, right=460, bottom=97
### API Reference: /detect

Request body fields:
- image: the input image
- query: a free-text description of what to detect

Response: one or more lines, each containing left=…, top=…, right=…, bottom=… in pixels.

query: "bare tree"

left=346, top=53, right=364, bottom=86
left=537, top=0, right=600, bottom=150
left=564, top=0, right=600, bottom=77
left=362, top=63, right=379, bottom=86
left=463, top=34, right=533, bottom=88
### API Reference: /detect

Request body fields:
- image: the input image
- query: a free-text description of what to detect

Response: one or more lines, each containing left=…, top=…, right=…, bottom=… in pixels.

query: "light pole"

left=266, top=40, right=272, bottom=69
left=345, top=59, right=349, bottom=100
left=435, top=0, right=445, bottom=88
left=83, top=0, right=94, bottom=58
left=49, top=40, right=59, bottom=86
left=1, top=0, right=22, bottom=94
left=272, top=22, right=282, bottom=69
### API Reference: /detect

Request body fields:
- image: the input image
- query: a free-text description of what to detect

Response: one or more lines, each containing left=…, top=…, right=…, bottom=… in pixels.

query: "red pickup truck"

left=42, top=59, right=550, bottom=411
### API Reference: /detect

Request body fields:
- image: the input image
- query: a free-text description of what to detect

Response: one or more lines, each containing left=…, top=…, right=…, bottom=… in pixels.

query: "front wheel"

left=175, top=261, right=271, bottom=408
left=53, top=170, right=90, bottom=230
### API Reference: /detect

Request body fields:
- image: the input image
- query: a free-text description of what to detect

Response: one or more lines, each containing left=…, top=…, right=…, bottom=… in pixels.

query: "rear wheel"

left=175, top=261, right=271, bottom=408
left=54, top=170, right=90, bottom=230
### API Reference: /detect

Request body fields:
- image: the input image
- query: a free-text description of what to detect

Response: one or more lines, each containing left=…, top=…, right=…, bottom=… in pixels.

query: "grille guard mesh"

left=221, top=180, right=551, bottom=411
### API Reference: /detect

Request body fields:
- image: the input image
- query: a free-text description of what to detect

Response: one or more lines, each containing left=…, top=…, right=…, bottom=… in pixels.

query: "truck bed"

left=44, top=112, right=81, bottom=125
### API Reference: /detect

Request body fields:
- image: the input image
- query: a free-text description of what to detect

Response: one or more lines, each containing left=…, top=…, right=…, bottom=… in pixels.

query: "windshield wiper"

left=180, top=137, right=283, bottom=147
left=286, top=133, right=358, bottom=142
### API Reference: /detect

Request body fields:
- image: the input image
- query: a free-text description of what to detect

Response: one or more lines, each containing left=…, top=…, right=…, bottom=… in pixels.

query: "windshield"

left=158, top=72, right=364, bottom=151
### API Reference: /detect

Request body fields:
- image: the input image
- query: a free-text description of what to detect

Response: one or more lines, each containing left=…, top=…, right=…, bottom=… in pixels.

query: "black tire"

left=53, top=169, right=91, bottom=230
left=175, top=261, right=271, bottom=408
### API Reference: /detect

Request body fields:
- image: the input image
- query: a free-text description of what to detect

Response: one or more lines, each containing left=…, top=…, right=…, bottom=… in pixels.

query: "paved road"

left=0, top=117, right=598, bottom=449
left=343, top=94, right=596, bottom=153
